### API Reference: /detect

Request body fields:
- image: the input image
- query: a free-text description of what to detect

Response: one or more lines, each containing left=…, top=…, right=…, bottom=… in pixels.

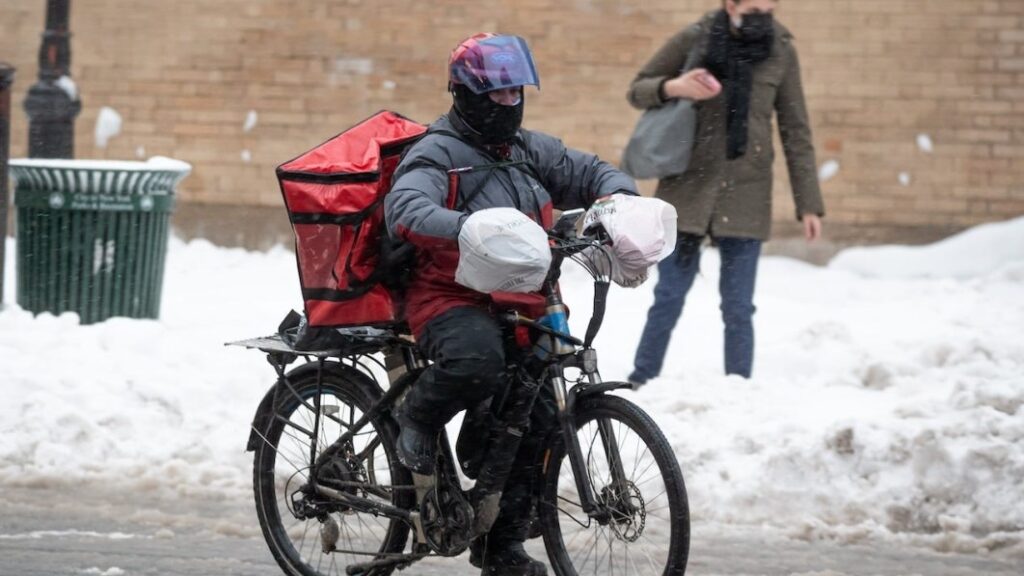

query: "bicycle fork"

left=552, top=370, right=630, bottom=523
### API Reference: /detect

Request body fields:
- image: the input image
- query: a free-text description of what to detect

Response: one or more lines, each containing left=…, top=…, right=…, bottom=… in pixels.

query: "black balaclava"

left=451, top=84, right=524, bottom=145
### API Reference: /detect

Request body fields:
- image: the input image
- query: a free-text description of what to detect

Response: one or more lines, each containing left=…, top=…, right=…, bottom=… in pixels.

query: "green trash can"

left=8, top=157, right=191, bottom=324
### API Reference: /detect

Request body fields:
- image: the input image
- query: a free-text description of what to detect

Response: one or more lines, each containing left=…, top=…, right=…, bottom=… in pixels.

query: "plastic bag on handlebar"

left=455, top=207, right=552, bottom=294
left=582, top=245, right=650, bottom=287
left=582, top=195, right=677, bottom=285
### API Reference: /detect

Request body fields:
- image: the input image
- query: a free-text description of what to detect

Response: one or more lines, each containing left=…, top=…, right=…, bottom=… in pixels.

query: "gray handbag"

left=620, top=39, right=705, bottom=180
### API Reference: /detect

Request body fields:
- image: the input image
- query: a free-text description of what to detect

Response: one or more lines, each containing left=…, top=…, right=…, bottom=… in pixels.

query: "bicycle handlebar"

left=541, top=208, right=614, bottom=350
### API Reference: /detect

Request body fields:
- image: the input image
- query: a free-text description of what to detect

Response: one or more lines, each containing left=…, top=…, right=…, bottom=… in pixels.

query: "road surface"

left=0, top=484, right=1019, bottom=576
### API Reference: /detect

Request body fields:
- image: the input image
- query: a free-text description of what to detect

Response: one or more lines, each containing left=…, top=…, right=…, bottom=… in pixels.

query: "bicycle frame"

left=275, top=348, right=633, bottom=536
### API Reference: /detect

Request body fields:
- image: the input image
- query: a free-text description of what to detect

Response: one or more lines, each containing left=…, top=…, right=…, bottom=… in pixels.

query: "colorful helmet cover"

left=449, top=33, right=540, bottom=94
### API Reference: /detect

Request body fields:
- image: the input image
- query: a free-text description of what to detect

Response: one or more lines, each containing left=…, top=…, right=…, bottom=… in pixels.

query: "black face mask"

left=738, top=12, right=774, bottom=42
left=452, top=84, right=524, bottom=145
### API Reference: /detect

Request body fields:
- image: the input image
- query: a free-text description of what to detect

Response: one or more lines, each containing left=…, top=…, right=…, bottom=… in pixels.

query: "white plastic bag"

left=583, top=195, right=678, bottom=287
left=582, top=245, right=650, bottom=288
left=455, top=208, right=552, bottom=294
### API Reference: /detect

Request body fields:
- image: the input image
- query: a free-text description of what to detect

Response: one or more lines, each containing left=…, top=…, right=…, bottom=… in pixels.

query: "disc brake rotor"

left=600, top=482, right=646, bottom=543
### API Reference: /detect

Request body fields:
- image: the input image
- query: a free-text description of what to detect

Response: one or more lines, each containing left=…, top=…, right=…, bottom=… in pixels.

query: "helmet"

left=448, top=33, right=540, bottom=95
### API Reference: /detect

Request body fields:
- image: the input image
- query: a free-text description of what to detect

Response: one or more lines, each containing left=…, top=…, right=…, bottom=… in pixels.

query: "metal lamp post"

left=0, top=64, right=14, bottom=306
left=23, top=0, right=81, bottom=158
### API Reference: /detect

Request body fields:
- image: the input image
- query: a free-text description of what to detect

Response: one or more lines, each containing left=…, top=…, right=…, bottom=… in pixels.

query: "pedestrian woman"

left=626, top=0, right=825, bottom=384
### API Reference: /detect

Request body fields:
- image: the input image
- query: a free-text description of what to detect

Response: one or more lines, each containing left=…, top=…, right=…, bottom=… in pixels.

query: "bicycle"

left=229, top=208, right=690, bottom=575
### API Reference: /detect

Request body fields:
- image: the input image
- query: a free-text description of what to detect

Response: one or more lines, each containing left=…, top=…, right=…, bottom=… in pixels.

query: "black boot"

left=470, top=538, right=547, bottom=576
left=394, top=412, right=437, bottom=475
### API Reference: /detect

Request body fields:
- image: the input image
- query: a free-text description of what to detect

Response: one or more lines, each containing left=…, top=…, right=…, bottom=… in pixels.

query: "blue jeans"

left=630, top=233, right=762, bottom=381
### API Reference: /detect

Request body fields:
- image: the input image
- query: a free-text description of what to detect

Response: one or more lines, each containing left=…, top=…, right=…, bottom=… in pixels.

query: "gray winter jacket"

left=385, top=112, right=636, bottom=334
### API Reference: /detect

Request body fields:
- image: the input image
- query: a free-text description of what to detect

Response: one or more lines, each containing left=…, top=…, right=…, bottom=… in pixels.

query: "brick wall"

left=2, top=0, right=1022, bottom=244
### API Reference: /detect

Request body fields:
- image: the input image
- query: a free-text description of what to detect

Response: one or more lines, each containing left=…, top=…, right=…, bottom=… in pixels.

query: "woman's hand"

left=662, top=68, right=722, bottom=101
left=803, top=214, right=823, bottom=242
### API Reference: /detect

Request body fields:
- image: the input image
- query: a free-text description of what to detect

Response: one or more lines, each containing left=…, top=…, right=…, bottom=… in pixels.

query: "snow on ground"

left=1, top=217, right=1022, bottom=558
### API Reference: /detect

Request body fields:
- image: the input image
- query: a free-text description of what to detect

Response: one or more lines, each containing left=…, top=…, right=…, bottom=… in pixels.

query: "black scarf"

left=704, top=9, right=774, bottom=160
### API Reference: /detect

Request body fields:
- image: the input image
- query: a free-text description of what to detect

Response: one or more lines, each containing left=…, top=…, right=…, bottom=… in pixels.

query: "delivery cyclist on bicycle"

left=385, top=33, right=671, bottom=576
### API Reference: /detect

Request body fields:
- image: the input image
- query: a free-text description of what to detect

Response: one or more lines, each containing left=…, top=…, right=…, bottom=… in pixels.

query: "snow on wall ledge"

left=0, top=217, right=1022, bottom=558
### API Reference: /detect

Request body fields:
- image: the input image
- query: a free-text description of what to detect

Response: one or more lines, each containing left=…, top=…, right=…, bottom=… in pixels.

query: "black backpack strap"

left=427, top=127, right=546, bottom=212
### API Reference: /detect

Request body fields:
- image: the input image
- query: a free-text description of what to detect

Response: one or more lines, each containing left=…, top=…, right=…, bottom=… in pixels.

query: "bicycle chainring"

left=419, top=485, right=474, bottom=556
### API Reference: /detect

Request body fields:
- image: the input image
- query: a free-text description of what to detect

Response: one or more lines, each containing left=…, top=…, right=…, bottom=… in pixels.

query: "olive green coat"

left=627, top=12, right=825, bottom=240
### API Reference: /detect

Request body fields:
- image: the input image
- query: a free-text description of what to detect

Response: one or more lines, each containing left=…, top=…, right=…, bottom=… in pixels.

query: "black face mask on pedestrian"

left=452, top=84, right=524, bottom=145
left=734, top=12, right=774, bottom=42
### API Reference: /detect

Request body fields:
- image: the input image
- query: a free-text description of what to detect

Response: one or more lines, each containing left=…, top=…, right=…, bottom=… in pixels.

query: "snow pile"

left=1, top=217, right=1023, bottom=557
left=829, top=215, right=1024, bottom=279
left=606, top=218, right=1024, bottom=555
left=0, top=239, right=291, bottom=497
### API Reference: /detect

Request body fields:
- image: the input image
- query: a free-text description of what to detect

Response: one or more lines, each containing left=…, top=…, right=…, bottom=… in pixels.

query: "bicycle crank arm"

left=345, top=552, right=429, bottom=576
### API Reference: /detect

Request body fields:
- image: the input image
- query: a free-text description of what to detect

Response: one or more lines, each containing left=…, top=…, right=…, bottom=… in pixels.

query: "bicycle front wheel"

left=538, top=394, right=689, bottom=575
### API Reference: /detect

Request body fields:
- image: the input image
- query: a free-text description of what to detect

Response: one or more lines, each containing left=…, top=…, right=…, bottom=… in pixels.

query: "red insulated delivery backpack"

left=277, top=111, right=427, bottom=328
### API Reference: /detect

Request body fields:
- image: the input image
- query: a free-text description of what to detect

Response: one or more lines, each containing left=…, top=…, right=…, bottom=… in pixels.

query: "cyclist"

left=384, top=33, right=668, bottom=576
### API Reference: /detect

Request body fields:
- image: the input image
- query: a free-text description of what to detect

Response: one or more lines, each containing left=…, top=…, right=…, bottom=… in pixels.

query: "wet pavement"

left=0, top=484, right=1020, bottom=576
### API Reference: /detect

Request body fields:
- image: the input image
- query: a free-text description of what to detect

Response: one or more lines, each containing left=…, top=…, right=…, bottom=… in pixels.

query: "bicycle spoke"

left=631, top=454, right=658, bottom=486
left=593, top=525, right=612, bottom=574
left=630, top=443, right=651, bottom=481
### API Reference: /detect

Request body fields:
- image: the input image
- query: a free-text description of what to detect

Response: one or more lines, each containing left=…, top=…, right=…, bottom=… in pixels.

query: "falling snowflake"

left=818, top=160, right=840, bottom=182
left=243, top=110, right=258, bottom=133
left=916, top=134, right=934, bottom=153
left=94, top=107, right=122, bottom=149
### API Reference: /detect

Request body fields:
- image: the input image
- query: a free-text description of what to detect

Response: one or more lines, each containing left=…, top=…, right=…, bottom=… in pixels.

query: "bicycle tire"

left=538, top=394, right=689, bottom=575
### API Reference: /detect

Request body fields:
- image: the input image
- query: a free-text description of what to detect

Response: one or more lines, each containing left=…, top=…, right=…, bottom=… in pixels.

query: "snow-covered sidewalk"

left=1, top=217, right=1022, bottom=557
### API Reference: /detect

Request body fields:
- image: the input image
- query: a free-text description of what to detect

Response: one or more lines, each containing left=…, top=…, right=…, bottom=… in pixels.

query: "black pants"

left=402, top=305, right=557, bottom=544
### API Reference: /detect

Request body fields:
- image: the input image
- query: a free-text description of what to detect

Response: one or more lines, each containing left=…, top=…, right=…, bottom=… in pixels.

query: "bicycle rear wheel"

left=538, top=394, right=689, bottom=575
left=253, top=363, right=413, bottom=576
